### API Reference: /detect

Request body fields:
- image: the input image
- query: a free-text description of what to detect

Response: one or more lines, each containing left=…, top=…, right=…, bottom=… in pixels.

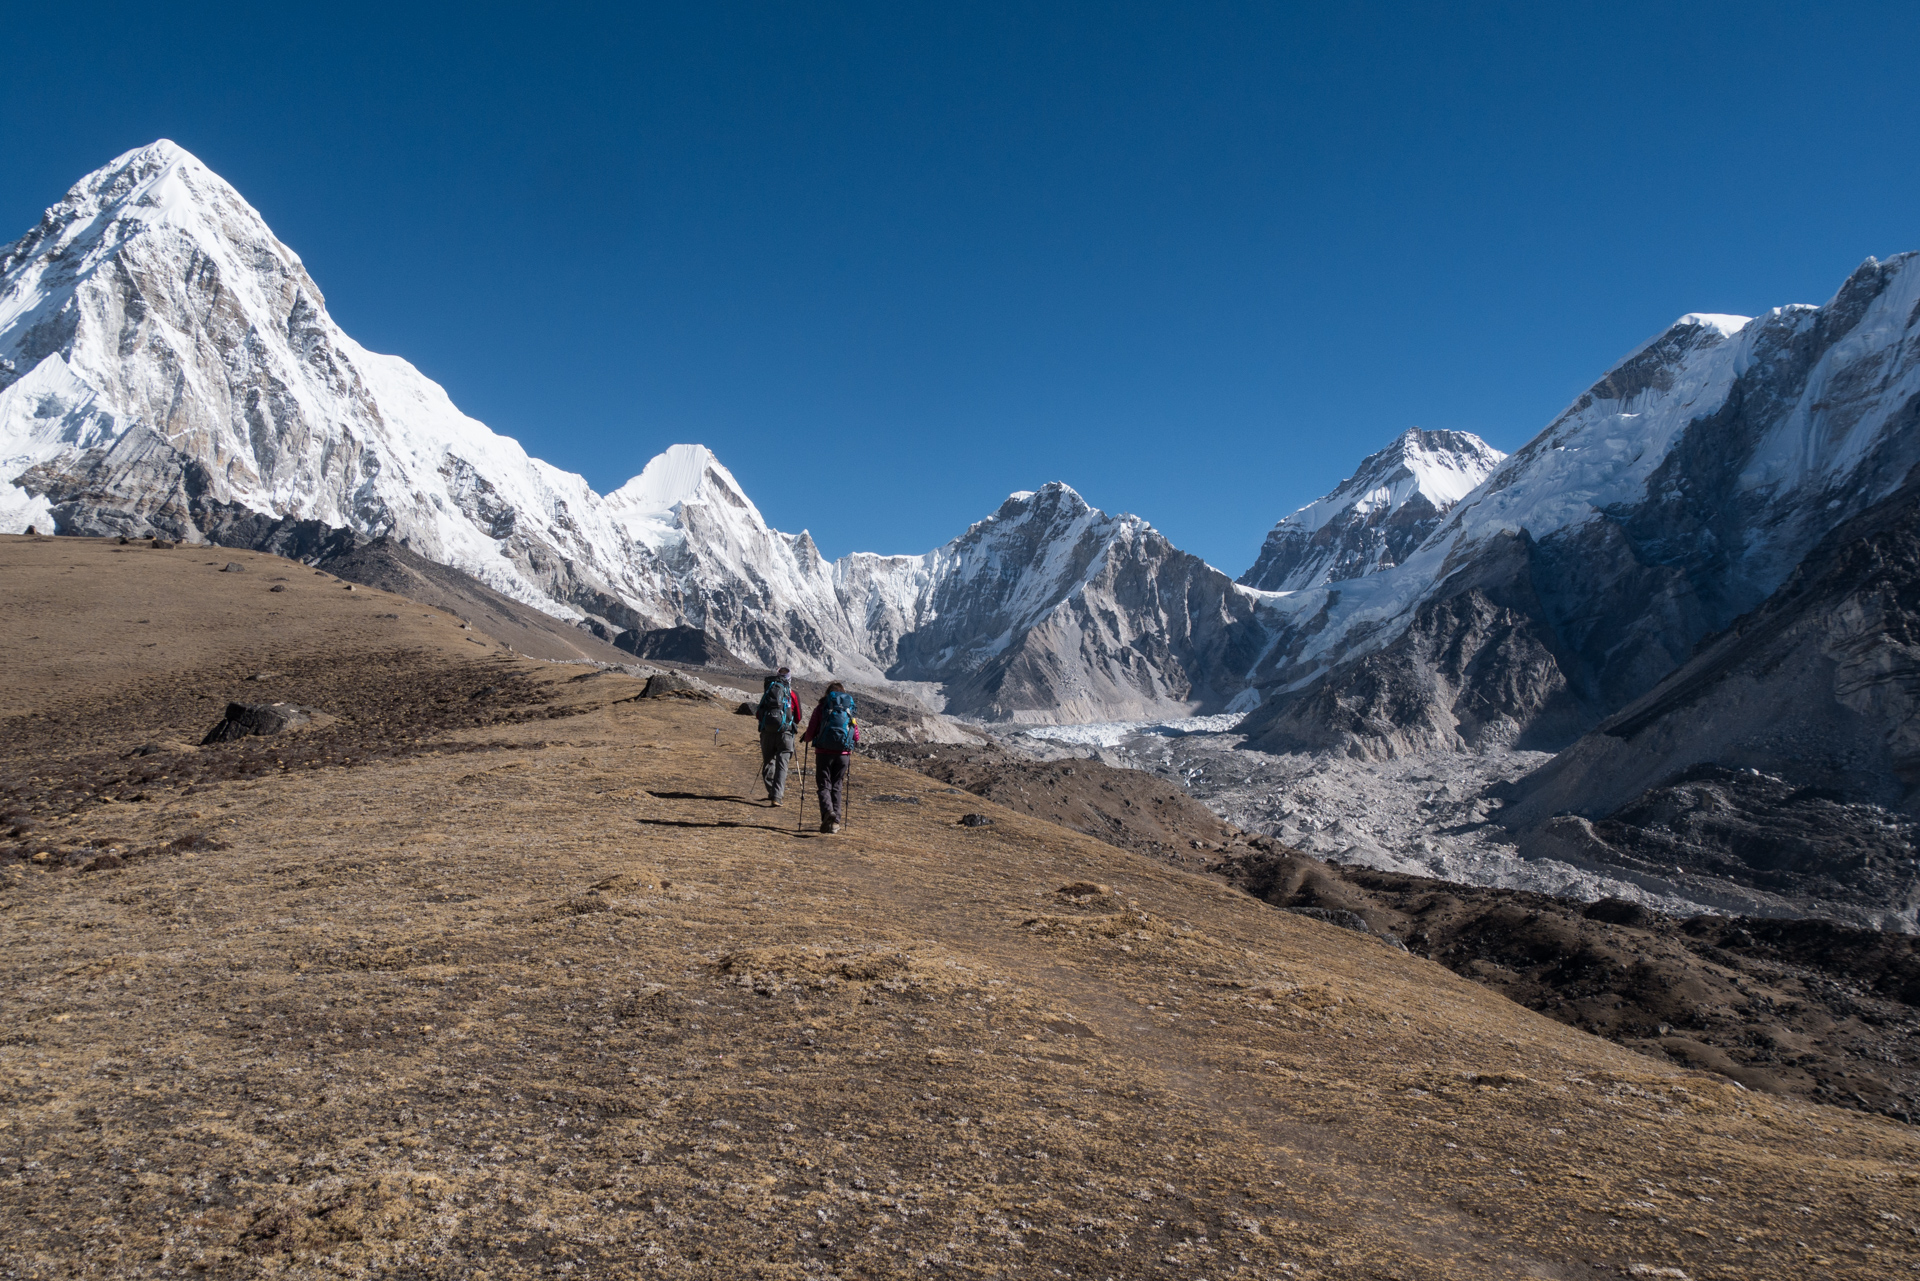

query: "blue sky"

left=6, top=2, right=1918, bottom=571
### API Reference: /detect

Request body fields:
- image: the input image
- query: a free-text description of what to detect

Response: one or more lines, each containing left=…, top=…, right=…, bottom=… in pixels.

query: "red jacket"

left=800, top=698, right=859, bottom=751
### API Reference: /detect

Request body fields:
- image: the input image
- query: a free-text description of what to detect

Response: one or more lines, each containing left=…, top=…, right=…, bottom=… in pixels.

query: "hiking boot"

left=822, top=821, right=839, bottom=834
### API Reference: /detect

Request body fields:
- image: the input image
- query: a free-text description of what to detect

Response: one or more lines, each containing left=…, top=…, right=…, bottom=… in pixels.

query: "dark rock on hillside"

left=615, top=625, right=746, bottom=669
left=639, top=672, right=711, bottom=701
left=201, top=701, right=310, bottom=745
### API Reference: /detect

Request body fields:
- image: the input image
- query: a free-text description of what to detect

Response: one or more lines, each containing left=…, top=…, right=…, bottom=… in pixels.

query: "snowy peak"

left=605, top=444, right=769, bottom=543
left=2, top=140, right=314, bottom=325
left=990, top=481, right=1093, bottom=523
left=1239, top=427, right=1505, bottom=592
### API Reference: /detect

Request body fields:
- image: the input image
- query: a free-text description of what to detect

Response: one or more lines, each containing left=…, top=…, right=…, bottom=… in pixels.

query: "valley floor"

left=4, top=536, right=1919, bottom=1279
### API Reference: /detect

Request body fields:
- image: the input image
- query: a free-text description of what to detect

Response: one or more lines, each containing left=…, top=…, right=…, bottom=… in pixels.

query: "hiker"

left=757, top=666, right=802, bottom=805
left=799, top=681, right=858, bottom=832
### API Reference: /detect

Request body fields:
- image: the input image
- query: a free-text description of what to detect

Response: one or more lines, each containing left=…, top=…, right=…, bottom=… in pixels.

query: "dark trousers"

left=816, top=751, right=849, bottom=826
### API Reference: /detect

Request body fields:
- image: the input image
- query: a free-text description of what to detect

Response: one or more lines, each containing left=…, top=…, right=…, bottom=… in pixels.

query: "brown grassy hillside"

left=3, top=533, right=1918, bottom=1279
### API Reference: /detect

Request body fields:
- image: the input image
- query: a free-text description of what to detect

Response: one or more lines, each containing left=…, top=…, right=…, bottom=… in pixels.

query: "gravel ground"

left=1009, top=723, right=1718, bottom=917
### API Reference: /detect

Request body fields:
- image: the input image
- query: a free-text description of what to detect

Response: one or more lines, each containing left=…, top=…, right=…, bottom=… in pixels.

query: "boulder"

left=202, top=701, right=312, bottom=745
left=220, top=562, right=245, bottom=573
left=640, top=672, right=713, bottom=701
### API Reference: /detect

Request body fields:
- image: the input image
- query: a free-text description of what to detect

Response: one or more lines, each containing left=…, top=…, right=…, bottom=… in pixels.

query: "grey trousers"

left=760, top=726, right=795, bottom=800
left=816, top=752, right=849, bottom=826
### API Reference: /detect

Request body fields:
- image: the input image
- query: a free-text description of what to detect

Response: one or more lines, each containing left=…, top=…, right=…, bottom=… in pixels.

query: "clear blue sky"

left=6, top=2, right=1918, bottom=572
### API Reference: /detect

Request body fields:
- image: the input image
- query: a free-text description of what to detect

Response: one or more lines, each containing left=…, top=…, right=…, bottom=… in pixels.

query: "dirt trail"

left=3, top=534, right=1919, bottom=1280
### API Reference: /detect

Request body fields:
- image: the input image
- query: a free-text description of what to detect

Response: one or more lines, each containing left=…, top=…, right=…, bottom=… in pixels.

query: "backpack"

left=758, top=676, right=795, bottom=733
left=816, top=690, right=857, bottom=752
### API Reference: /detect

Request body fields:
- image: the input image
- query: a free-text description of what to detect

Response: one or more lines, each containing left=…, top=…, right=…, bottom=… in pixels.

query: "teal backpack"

left=816, top=691, right=857, bottom=751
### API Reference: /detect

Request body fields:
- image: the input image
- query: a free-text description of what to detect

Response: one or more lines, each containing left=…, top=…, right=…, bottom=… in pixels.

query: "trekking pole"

left=796, top=742, right=808, bottom=833
left=843, top=750, right=853, bottom=832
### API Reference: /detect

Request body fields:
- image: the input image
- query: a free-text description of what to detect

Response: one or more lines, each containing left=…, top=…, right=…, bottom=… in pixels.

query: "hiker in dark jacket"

left=799, top=681, right=859, bottom=832
left=756, top=666, right=803, bottom=805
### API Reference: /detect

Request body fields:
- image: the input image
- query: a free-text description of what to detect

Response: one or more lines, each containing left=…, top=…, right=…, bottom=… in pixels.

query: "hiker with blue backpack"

left=799, top=681, right=859, bottom=833
left=756, top=666, right=802, bottom=806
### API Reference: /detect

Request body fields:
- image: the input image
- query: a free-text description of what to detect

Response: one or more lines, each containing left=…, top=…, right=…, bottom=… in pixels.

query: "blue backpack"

left=758, top=676, right=795, bottom=733
left=816, top=690, right=857, bottom=752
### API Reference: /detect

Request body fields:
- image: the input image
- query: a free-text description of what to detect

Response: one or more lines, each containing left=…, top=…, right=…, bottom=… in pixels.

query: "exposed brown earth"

left=5, top=534, right=1920, bottom=1279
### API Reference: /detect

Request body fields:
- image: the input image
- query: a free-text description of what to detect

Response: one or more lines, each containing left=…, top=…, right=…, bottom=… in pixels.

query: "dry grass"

left=3, top=534, right=1919, bottom=1279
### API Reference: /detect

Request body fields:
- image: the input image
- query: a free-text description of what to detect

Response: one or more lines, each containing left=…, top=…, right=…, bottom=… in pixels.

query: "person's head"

left=777, top=666, right=790, bottom=677
left=826, top=681, right=845, bottom=693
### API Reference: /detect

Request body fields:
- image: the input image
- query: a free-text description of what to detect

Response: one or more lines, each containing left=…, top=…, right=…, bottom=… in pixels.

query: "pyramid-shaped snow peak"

left=605, top=444, right=769, bottom=544
left=1239, top=428, right=1505, bottom=593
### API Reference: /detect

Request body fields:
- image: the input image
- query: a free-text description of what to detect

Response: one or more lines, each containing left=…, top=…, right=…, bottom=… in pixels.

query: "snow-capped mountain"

left=1238, top=428, right=1504, bottom=592
left=1236, top=256, right=1920, bottom=759
left=0, top=141, right=1258, bottom=721
left=840, top=484, right=1267, bottom=723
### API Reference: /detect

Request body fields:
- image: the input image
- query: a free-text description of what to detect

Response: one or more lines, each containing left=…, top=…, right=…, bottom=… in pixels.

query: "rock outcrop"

left=201, top=701, right=310, bottom=744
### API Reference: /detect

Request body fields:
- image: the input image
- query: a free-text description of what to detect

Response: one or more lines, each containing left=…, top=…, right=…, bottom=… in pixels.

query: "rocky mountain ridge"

left=1236, top=260, right=1920, bottom=763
